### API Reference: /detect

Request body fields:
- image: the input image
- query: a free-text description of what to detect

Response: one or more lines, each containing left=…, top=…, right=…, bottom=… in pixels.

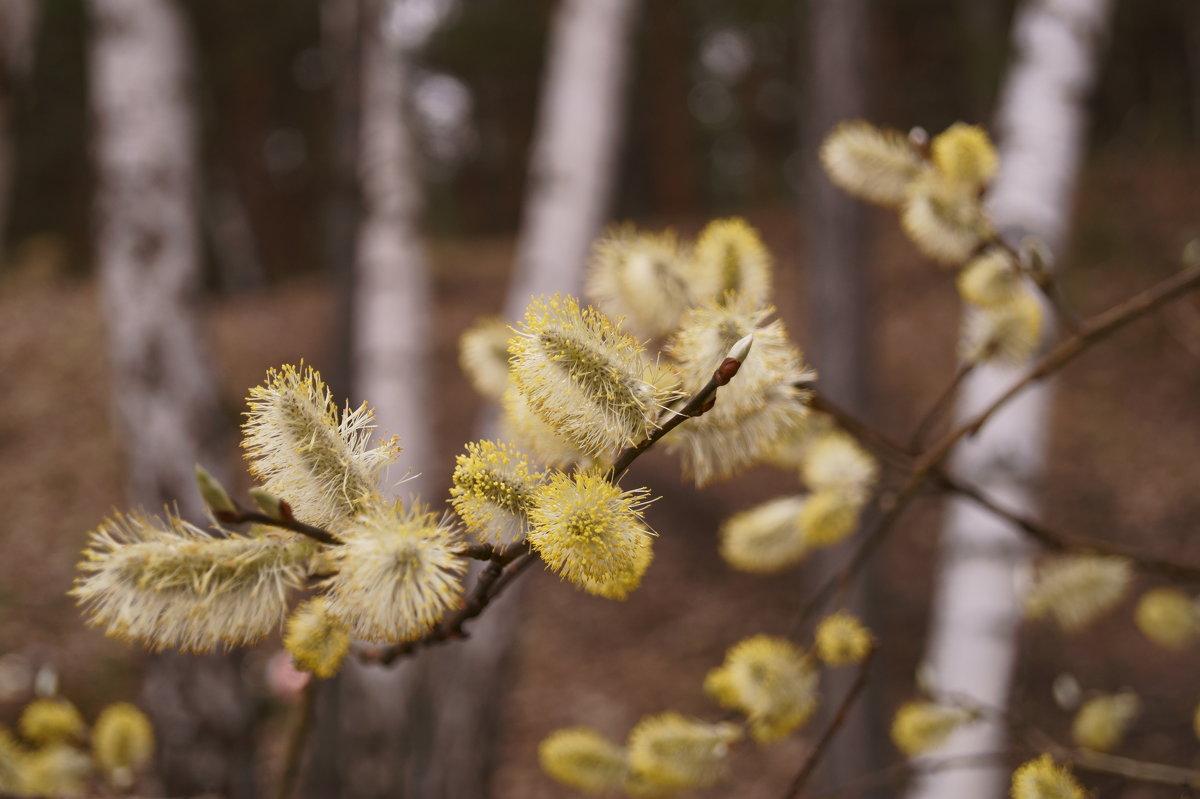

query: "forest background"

left=1, top=1, right=1199, bottom=797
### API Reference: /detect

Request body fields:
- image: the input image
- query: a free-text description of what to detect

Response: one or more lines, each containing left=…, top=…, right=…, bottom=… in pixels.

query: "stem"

left=781, top=650, right=876, bottom=799
left=274, top=676, right=320, bottom=799
left=908, top=362, right=974, bottom=450
left=610, top=373, right=721, bottom=477
left=220, top=507, right=340, bottom=546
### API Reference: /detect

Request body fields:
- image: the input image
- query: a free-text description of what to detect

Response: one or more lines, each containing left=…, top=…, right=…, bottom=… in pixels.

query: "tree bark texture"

left=88, top=1, right=255, bottom=797
left=801, top=0, right=884, bottom=792
left=504, top=0, right=639, bottom=320
left=910, top=3, right=1115, bottom=798
left=0, top=0, right=37, bottom=261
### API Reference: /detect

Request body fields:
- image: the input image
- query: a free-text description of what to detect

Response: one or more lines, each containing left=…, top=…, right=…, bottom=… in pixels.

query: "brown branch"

left=275, top=675, right=320, bottom=799
left=935, top=474, right=1200, bottom=582
left=216, top=505, right=341, bottom=546
left=916, top=264, right=1200, bottom=475
left=781, top=650, right=877, bottom=799
left=908, top=362, right=974, bottom=451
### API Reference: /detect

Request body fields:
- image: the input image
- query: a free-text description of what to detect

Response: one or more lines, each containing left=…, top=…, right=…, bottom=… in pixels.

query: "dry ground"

left=1, top=154, right=1199, bottom=797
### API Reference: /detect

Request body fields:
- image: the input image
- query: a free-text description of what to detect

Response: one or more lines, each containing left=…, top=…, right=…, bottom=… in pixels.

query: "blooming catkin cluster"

left=0, top=697, right=154, bottom=796
left=1023, top=554, right=1133, bottom=632
left=1010, top=755, right=1085, bottom=799
left=889, top=701, right=975, bottom=756
left=539, top=715, right=742, bottom=797
left=450, top=439, right=545, bottom=545
left=719, top=419, right=878, bottom=573
left=821, top=120, right=1045, bottom=367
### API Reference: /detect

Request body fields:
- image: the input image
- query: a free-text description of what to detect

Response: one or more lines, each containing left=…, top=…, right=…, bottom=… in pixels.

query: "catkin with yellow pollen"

left=92, top=702, right=154, bottom=786
left=815, top=611, right=874, bottom=666
left=509, top=295, right=667, bottom=458
left=450, top=439, right=545, bottom=545
left=586, top=225, right=692, bottom=339
left=687, top=218, right=773, bottom=308
left=72, top=512, right=311, bottom=652
left=1023, top=554, right=1132, bottom=632
left=890, top=701, right=974, bottom=756
left=526, top=470, right=655, bottom=593
left=284, top=597, right=352, bottom=678
left=1135, top=587, right=1200, bottom=650
left=719, top=495, right=808, bottom=573
left=242, top=363, right=400, bottom=530
left=458, top=316, right=513, bottom=401
left=626, top=713, right=742, bottom=792
left=323, top=501, right=467, bottom=643
left=538, top=727, right=630, bottom=794
left=960, top=286, right=1045, bottom=365
left=705, top=635, right=818, bottom=742
left=819, top=121, right=924, bottom=207
left=1071, top=692, right=1139, bottom=752
left=1010, top=754, right=1085, bottom=799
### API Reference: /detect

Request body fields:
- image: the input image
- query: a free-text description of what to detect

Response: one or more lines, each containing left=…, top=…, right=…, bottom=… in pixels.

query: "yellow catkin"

left=801, top=432, right=878, bottom=501
left=458, top=316, right=513, bottom=401
left=19, top=699, right=85, bottom=746
left=719, top=495, right=808, bottom=573
left=500, top=384, right=590, bottom=470
left=957, top=247, right=1023, bottom=308
left=960, top=287, right=1045, bottom=365
left=1135, top=588, right=1200, bottom=650
left=626, top=713, right=742, bottom=792
left=450, top=439, right=545, bottom=545
left=890, top=701, right=973, bottom=756
left=1023, top=555, right=1132, bottom=632
left=687, top=218, right=773, bottom=308
left=1010, top=754, right=1085, bottom=799
left=815, top=612, right=874, bottom=666
left=930, top=123, right=998, bottom=187
left=242, top=363, right=400, bottom=530
left=509, top=295, right=666, bottom=457
left=798, top=490, right=862, bottom=548
left=586, top=225, right=693, bottom=339
left=526, top=470, right=655, bottom=592
left=284, top=597, right=352, bottom=678
left=1071, top=692, right=1139, bottom=753
left=901, top=170, right=992, bottom=265
left=704, top=635, right=818, bottom=742
left=18, top=744, right=92, bottom=797
left=538, top=727, right=629, bottom=794
left=92, top=702, right=154, bottom=785
left=324, top=501, right=467, bottom=643
left=819, top=121, right=924, bottom=207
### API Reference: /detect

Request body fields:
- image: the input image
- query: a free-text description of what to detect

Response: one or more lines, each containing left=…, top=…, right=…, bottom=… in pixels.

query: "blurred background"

left=1, top=0, right=1199, bottom=797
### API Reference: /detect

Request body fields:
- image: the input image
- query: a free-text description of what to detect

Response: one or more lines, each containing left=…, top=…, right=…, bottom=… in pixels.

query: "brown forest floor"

left=1, top=153, right=1199, bottom=797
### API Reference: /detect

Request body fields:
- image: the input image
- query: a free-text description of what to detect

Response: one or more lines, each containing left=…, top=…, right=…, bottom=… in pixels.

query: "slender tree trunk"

left=505, top=0, right=639, bottom=317
left=909, top=3, right=1114, bottom=798
left=88, top=1, right=255, bottom=797
left=0, top=0, right=37, bottom=261
left=801, top=0, right=883, bottom=792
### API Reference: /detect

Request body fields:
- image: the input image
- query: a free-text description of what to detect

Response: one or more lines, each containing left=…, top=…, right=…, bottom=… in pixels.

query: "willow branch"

left=916, top=264, right=1200, bottom=475
left=216, top=505, right=340, bottom=546
left=908, top=362, right=974, bottom=450
left=935, top=474, right=1200, bottom=582
left=275, top=676, right=320, bottom=799
left=781, top=649, right=877, bottom=799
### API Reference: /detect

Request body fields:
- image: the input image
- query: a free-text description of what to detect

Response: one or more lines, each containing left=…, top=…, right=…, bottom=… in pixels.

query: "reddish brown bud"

left=715, top=357, right=742, bottom=385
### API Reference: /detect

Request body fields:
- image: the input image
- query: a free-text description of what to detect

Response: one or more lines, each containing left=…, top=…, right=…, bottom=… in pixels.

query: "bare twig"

left=217, top=505, right=341, bottom=546
left=275, top=675, right=320, bottom=799
left=781, top=650, right=877, bottom=799
left=908, top=362, right=974, bottom=450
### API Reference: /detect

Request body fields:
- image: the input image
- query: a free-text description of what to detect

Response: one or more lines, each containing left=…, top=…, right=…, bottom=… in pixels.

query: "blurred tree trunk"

left=0, top=0, right=37, bottom=261
left=1188, top=0, right=1200, bottom=143
left=505, top=0, right=639, bottom=314
left=88, top=1, right=255, bottom=797
left=909, top=3, right=1114, bottom=799
left=801, top=0, right=883, bottom=793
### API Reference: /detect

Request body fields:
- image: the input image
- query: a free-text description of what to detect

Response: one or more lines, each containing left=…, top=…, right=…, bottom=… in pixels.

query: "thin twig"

left=781, top=650, right=877, bottom=799
left=908, top=362, right=974, bottom=450
left=935, top=474, right=1200, bottom=582
left=275, top=676, right=320, bottom=799
left=217, top=506, right=340, bottom=546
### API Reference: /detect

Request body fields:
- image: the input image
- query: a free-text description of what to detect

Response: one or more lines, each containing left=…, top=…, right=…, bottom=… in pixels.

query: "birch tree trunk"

left=801, top=0, right=884, bottom=791
left=504, top=0, right=638, bottom=317
left=89, top=1, right=255, bottom=797
left=909, top=3, right=1114, bottom=798
left=0, top=0, right=37, bottom=261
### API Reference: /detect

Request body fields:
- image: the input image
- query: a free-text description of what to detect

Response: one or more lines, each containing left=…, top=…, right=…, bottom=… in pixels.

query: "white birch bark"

left=504, top=0, right=638, bottom=317
left=0, top=0, right=37, bottom=260
left=909, top=3, right=1114, bottom=798
left=89, top=1, right=255, bottom=796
